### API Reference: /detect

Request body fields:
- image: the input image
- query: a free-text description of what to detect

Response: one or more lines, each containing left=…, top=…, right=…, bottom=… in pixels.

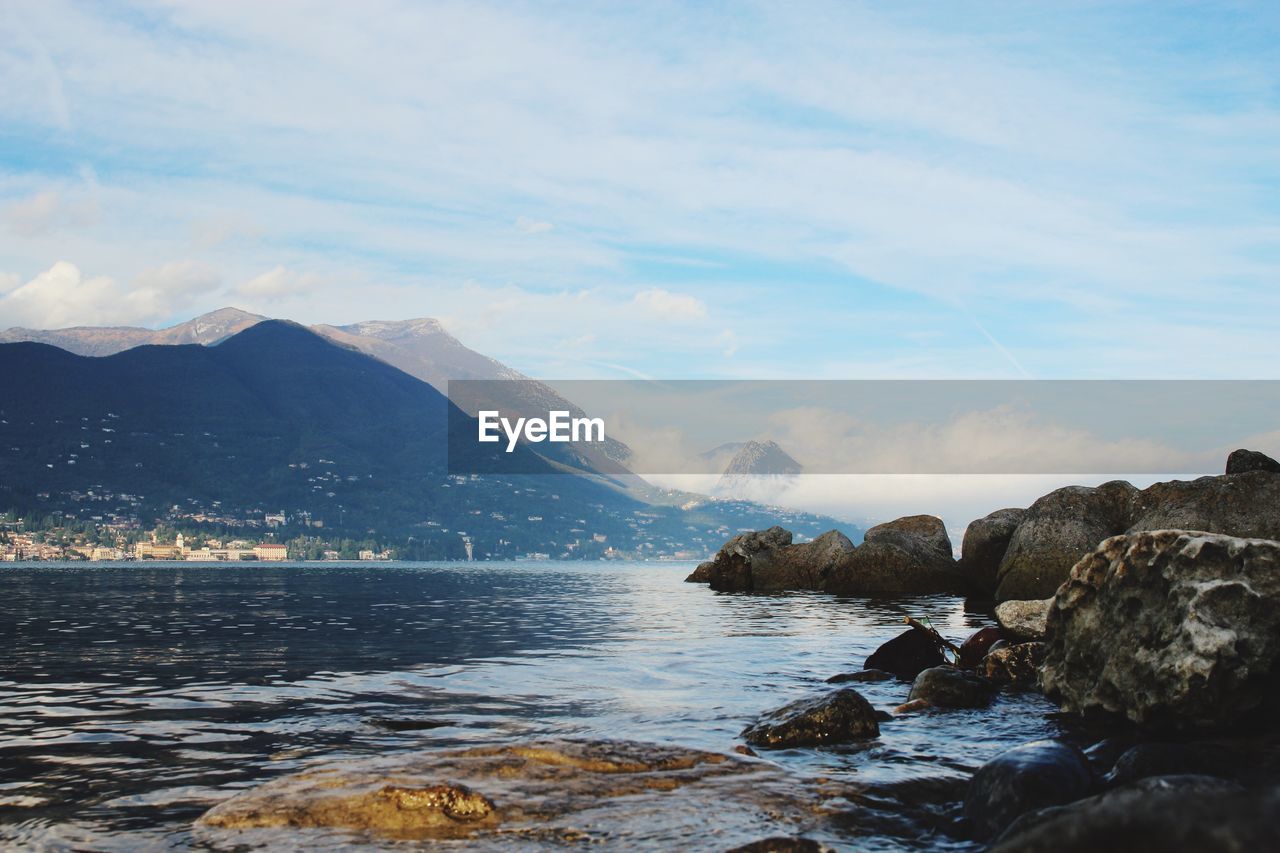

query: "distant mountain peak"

left=722, top=440, right=803, bottom=477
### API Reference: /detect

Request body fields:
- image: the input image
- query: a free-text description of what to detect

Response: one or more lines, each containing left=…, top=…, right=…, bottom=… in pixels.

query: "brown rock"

left=960, top=508, right=1026, bottom=596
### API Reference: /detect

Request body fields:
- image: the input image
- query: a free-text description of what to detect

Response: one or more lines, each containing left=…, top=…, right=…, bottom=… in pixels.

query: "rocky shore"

left=194, top=450, right=1280, bottom=849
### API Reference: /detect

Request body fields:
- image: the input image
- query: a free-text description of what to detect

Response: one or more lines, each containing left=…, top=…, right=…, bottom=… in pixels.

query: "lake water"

left=0, top=561, right=1072, bottom=850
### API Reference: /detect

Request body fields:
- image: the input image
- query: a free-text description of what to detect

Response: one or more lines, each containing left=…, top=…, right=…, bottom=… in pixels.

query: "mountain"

left=0, top=323, right=849, bottom=558
left=3, top=309, right=633, bottom=476
left=715, top=440, right=803, bottom=496
left=0, top=307, right=265, bottom=356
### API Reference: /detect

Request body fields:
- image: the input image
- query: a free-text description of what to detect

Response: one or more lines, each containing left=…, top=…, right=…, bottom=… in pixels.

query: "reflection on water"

left=0, top=562, right=1064, bottom=850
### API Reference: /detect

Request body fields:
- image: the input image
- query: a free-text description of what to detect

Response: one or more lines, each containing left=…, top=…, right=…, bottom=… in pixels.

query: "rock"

left=742, top=689, right=880, bottom=748
left=980, top=643, right=1045, bottom=685
left=892, top=698, right=932, bottom=715
left=864, top=629, right=947, bottom=680
left=684, top=561, right=714, bottom=583
left=960, top=508, right=1026, bottom=596
left=990, top=775, right=1278, bottom=852
left=1039, top=530, right=1280, bottom=731
left=700, top=526, right=793, bottom=591
left=751, top=529, right=856, bottom=592
left=1225, top=448, right=1280, bottom=475
left=994, top=599, right=1051, bottom=641
left=824, top=516, right=961, bottom=596
left=1127, top=471, right=1280, bottom=541
left=1105, top=742, right=1239, bottom=787
left=958, top=626, right=1004, bottom=669
left=1081, top=737, right=1139, bottom=776
left=826, top=669, right=894, bottom=684
left=908, top=666, right=994, bottom=709
left=199, top=739, right=812, bottom=843
left=963, top=740, right=1094, bottom=841
left=727, top=838, right=830, bottom=853
left=995, top=481, right=1138, bottom=601
left=368, top=718, right=451, bottom=731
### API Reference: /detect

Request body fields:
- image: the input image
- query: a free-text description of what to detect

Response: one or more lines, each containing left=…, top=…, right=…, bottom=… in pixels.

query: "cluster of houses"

left=132, top=534, right=289, bottom=561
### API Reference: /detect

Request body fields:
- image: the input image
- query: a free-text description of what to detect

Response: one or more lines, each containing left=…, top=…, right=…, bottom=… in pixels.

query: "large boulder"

left=1039, top=530, right=1280, bottom=731
left=960, top=508, right=1026, bottom=596
left=198, top=739, right=814, bottom=843
left=908, top=666, right=995, bottom=709
left=980, top=643, right=1045, bottom=685
left=991, top=775, right=1279, bottom=852
left=994, top=599, right=1051, bottom=641
left=742, top=689, right=881, bottom=748
left=824, top=515, right=961, bottom=595
left=1225, top=448, right=1280, bottom=475
left=689, top=526, right=792, bottom=590
left=751, top=529, right=856, bottom=592
left=864, top=629, right=947, bottom=680
left=995, top=481, right=1137, bottom=601
left=964, top=740, right=1094, bottom=841
left=1127, top=470, right=1280, bottom=540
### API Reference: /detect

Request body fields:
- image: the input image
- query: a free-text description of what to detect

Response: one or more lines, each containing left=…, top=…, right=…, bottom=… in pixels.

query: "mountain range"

left=0, top=317, right=853, bottom=558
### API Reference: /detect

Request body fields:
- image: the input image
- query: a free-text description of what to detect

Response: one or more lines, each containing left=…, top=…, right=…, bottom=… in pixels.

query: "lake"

left=0, top=561, right=1070, bottom=850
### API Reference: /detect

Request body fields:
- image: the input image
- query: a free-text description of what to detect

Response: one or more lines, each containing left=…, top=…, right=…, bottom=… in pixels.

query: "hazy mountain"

left=715, top=440, right=803, bottom=496
left=0, top=307, right=265, bottom=356
left=0, top=323, right=849, bottom=557
left=2, top=309, right=633, bottom=476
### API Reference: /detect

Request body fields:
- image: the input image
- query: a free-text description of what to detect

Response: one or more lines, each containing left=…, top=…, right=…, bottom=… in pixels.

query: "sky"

left=2, top=1, right=1280, bottom=384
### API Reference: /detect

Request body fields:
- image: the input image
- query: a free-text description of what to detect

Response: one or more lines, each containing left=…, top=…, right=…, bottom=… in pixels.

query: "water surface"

left=0, top=561, right=1067, bottom=850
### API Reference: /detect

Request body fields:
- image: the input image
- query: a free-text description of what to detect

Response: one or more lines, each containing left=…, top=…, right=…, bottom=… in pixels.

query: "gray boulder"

left=690, top=526, right=792, bottom=590
left=742, top=688, right=880, bottom=749
left=964, top=740, right=1094, bottom=841
left=995, top=598, right=1051, bottom=641
left=751, top=529, right=856, bottom=591
left=1039, top=530, right=1280, bottom=730
left=824, top=515, right=961, bottom=595
left=995, top=481, right=1137, bottom=601
left=1225, top=447, right=1280, bottom=475
left=908, top=666, right=994, bottom=709
left=1127, top=470, right=1280, bottom=540
left=960, top=508, right=1026, bottom=596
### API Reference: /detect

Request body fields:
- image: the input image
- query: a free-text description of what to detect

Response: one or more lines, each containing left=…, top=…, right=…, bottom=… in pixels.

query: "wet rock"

left=990, top=775, right=1278, bottom=852
left=995, top=481, right=1137, bottom=601
left=826, top=668, right=894, bottom=684
left=824, top=515, right=962, bottom=595
left=864, top=629, right=947, bottom=680
left=958, top=627, right=1004, bottom=669
left=960, top=508, right=1026, bottom=596
left=1225, top=448, right=1280, bottom=475
left=742, top=689, right=880, bottom=749
left=727, top=838, right=831, bottom=853
left=369, top=718, right=451, bottom=731
left=963, top=740, right=1094, bottom=841
left=1105, top=742, right=1239, bottom=787
left=1081, top=737, right=1139, bottom=776
left=980, top=643, right=1045, bottom=685
left=892, top=698, right=932, bottom=715
left=908, top=666, right=994, bottom=709
left=695, top=526, right=793, bottom=590
left=1039, top=530, right=1280, bottom=731
left=199, top=739, right=812, bottom=843
left=994, top=599, right=1051, bottom=641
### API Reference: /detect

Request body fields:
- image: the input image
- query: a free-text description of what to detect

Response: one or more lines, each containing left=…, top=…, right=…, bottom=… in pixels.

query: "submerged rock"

left=959, top=508, right=1026, bottom=596
left=742, top=689, right=881, bottom=749
left=980, top=643, right=1045, bottom=685
left=198, top=739, right=814, bottom=843
left=826, top=669, right=894, bottom=684
left=1039, top=530, right=1280, bottom=731
left=727, top=838, right=831, bottom=853
left=994, top=599, right=1051, bottom=641
left=908, top=666, right=994, bottom=709
left=864, top=629, right=947, bottom=680
left=963, top=740, right=1094, bottom=841
left=990, top=775, right=1279, bottom=852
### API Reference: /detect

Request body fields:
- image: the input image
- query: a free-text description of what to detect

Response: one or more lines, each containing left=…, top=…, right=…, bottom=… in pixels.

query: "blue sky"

left=2, top=1, right=1279, bottom=381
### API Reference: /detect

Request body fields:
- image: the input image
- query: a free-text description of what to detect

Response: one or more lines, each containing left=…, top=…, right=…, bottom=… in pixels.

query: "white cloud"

left=0, top=260, right=216, bottom=329
left=631, top=288, right=707, bottom=322
left=235, top=265, right=321, bottom=300
left=515, top=215, right=553, bottom=234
